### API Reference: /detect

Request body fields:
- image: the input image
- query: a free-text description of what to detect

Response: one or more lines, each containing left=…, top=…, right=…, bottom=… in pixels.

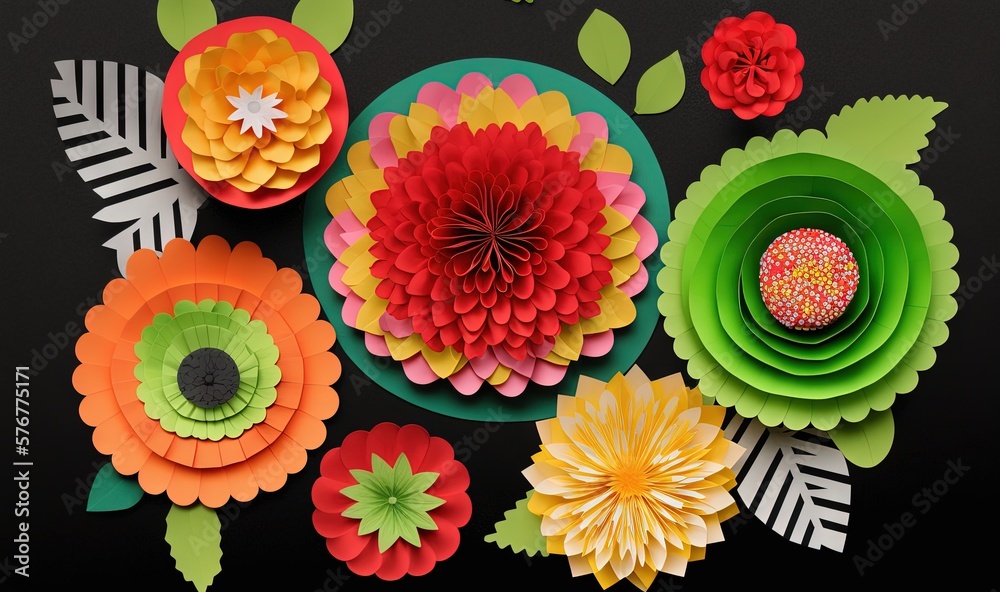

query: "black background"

left=2, top=1, right=998, bottom=591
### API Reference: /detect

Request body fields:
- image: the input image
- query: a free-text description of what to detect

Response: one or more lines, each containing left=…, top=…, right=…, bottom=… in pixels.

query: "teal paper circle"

left=303, top=58, right=670, bottom=422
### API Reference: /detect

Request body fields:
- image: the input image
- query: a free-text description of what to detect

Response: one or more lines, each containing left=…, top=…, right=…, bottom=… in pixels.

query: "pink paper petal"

left=379, top=314, right=415, bottom=339
left=448, top=365, right=486, bottom=395
left=580, top=329, right=615, bottom=357
left=631, top=213, right=659, bottom=260
left=364, top=332, right=391, bottom=357
left=456, top=72, right=493, bottom=100
left=342, top=292, right=365, bottom=326
left=498, top=74, right=538, bottom=107
left=530, top=359, right=568, bottom=386
left=324, top=218, right=350, bottom=256
left=328, top=261, right=349, bottom=296
left=401, top=354, right=442, bottom=384
left=417, top=81, right=461, bottom=127
left=596, top=171, right=630, bottom=203
left=568, top=132, right=596, bottom=161
left=619, top=263, right=649, bottom=297
left=369, top=112, right=400, bottom=169
left=575, top=111, right=609, bottom=142
left=609, top=181, right=646, bottom=221
left=494, top=371, right=529, bottom=397
left=493, top=346, right=537, bottom=377
left=468, top=348, right=499, bottom=379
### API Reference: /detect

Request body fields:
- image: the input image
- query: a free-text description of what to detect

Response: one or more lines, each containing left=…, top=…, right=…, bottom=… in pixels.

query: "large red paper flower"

left=325, top=72, right=657, bottom=396
left=311, top=422, right=472, bottom=580
left=700, top=11, right=804, bottom=120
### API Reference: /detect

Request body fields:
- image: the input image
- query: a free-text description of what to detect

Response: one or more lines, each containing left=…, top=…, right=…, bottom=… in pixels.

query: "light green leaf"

left=165, top=504, right=222, bottom=592
left=87, top=463, right=144, bottom=512
left=156, top=0, right=217, bottom=52
left=829, top=409, right=895, bottom=468
left=484, top=490, right=549, bottom=557
left=634, top=51, right=686, bottom=115
left=292, top=0, right=355, bottom=53
left=825, top=96, right=948, bottom=165
left=577, top=9, right=631, bottom=85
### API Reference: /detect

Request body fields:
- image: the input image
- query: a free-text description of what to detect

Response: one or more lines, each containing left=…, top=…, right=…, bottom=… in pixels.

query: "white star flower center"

left=226, top=85, right=287, bottom=139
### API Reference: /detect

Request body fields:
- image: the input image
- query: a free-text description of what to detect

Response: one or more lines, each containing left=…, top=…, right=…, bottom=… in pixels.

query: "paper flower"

left=324, top=71, right=658, bottom=396
left=163, top=16, right=349, bottom=209
left=72, top=235, right=341, bottom=507
left=522, top=366, right=744, bottom=590
left=700, top=11, right=804, bottom=120
left=312, top=422, right=472, bottom=580
left=657, top=96, right=958, bottom=467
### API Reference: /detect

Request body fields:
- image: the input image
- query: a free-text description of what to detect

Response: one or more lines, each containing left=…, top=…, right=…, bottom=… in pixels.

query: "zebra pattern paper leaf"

left=51, top=60, right=206, bottom=276
left=724, top=414, right=851, bottom=552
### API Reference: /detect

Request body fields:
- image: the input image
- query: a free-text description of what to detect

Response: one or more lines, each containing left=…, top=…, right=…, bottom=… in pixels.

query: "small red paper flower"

left=311, top=422, right=472, bottom=580
left=700, top=11, right=804, bottom=120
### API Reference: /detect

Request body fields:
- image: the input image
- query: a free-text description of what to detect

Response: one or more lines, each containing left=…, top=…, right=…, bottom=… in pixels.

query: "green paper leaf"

left=825, top=96, right=948, bottom=166
left=292, top=0, right=355, bottom=53
left=484, top=490, right=548, bottom=557
left=87, top=462, right=144, bottom=512
left=156, top=0, right=217, bottom=52
left=165, top=504, right=223, bottom=592
left=829, top=409, right=895, bottom=468
left=634, top=51, right=686, bottom=115
left=577, top=9, right=630, bottom=85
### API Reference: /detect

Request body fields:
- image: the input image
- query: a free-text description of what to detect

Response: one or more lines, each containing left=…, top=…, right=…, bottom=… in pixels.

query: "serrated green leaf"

left=165, top=504, right=222, bottom=592
left=577, top=9, right=631, bottom=85
left=829, top=409, right=895, bottom=468
left=156, top=0, right=217, bottom=52
left=825, top=96, right=948, bottom=165
left=87, top=463, right=144, bottom=512
left=634, top=51, right=686, bottom=115
left=484, top=490, right=548, bottom=557
left=292, top=0, right=354, bottom=53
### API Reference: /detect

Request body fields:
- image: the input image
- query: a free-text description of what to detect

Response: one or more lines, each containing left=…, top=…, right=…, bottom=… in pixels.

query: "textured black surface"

left=177, top=348, right=240, bottom=409
left=1, top=1, right=998, bottom=591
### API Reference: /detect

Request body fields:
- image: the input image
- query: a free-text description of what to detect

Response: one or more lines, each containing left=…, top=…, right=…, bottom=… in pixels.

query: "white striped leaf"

left=50, top=60, right=206, bottom=275
left=724, top=413, right=851, bottom=552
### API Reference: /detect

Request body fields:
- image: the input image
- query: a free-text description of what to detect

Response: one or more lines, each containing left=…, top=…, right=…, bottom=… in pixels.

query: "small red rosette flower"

left=700, top=11, right=804, bottom=120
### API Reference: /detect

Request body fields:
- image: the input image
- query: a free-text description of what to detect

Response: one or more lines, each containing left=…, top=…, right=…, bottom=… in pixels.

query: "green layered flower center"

left=134, top=299, right=282, bottom=441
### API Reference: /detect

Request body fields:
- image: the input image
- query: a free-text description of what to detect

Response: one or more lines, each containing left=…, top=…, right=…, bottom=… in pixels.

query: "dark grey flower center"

left=177, top=348, right=240, bottom=408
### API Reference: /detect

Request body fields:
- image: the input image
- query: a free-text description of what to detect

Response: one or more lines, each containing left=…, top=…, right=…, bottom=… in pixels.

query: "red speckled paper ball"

left=759, top=228, right=859, bottom=330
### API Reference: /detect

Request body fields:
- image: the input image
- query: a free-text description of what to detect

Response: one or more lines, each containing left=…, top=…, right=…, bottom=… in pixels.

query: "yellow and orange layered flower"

left=72, top=235, right=341, bottom=508
left=523, top=366, right=744, bottom=590
left=178, top=28, right=334, bottom=193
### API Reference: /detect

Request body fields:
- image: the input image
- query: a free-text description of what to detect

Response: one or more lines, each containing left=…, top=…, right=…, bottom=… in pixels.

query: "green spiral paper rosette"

left=657, top=96, right=959, bottom=467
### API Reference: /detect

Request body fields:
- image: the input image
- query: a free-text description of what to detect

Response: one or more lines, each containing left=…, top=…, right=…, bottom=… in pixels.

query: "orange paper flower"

left=72, top=235, right=341, bottom=508
left=178, top=28, right=334, bottom=193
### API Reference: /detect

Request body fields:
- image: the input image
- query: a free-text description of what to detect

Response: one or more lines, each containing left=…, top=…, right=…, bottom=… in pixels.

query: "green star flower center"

left=341, top=453, right=445, bottom=552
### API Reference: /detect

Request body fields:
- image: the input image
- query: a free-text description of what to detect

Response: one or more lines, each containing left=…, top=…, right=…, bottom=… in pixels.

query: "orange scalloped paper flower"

left=524, top=366, right=744, bottom=590
left=163, top=16, right=349, bottom=209
left=72, top=235, right=341, bottom=508
left=180, top=28, right=333, bottom=192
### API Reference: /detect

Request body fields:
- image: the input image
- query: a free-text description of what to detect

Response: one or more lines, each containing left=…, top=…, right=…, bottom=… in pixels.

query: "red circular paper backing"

left=162, top=16, right=349, bottom=209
